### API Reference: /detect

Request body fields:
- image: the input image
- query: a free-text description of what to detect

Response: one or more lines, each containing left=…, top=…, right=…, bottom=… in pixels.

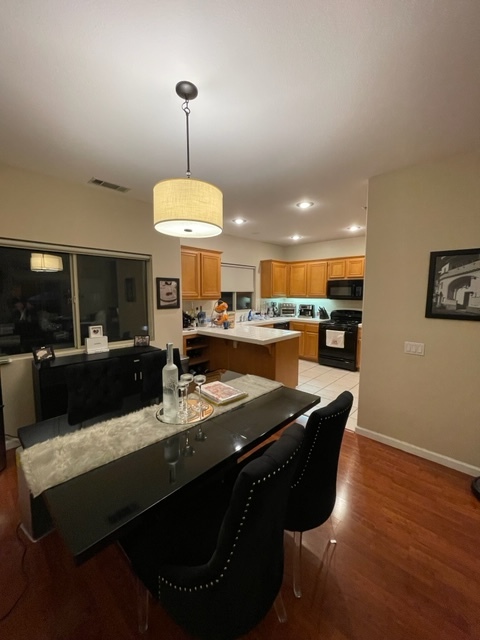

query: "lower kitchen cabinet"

left=290, top=321, right=319, bottom=361
left=183, top=334, right=210, bottom=374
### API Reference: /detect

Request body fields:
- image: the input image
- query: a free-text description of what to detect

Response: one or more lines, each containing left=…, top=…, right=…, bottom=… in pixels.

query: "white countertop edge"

left=195, top=326, right=301, bottom=345
left=183, top=316, right=329, bottom=336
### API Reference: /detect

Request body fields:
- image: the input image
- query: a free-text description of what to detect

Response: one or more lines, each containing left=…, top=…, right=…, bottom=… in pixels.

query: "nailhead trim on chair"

left=291, top=406, right=351, bottom=490
left=158, top=446, right=301, bottom=597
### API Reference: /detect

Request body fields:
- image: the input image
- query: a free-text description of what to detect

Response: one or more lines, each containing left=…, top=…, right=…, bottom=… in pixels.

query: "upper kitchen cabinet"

left=328, top=256, right=365, bottom=279
left=346, top=256, right=365, bottom=278
left=260, top=260, right=288, bottom=298
left=306, top=260, right=328, bottom=297
left=181, top=246, right=222, bottom=299
left=288, top=262, right=307, bottom=297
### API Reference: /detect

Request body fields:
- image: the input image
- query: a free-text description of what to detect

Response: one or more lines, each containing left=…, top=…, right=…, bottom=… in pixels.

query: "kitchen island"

left=185, top=324, right=300, bottom=388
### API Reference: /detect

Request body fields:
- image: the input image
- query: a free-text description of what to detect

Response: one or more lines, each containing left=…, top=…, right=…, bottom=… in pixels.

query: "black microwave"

left=327, top=279, right=364, bottom=300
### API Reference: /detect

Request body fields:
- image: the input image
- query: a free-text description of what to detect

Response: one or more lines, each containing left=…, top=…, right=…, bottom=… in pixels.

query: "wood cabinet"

left=290, top=321, right=320, bottom=361
left=288, top=262, right=307, bottom=297
left=182, top=334, right=210, bottom=374
left=346, top=257, right=365, bottom=278
left=206, top=334, right=299, bottom=388
left=306, top=261, right=328, bottom=296
left=261, top=257, right=362, bottom=298
left=356, top=326, right=362, bottom=370
left=328, top=256, right=365, bottom=280
left=260, top=260, right=288, bottom=298
left=181, top=246, right=222, bottom=299
left=287, top=260, right=328, bottom=297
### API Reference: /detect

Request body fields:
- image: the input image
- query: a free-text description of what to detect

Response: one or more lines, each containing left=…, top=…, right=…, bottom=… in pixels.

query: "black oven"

left=327, top=279, right=363, bottom=300
left=318, top=309, right=362, bottom=371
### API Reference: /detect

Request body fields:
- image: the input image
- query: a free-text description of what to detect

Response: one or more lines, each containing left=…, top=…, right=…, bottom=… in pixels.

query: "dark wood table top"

left=22, top=375, right=319, bottom=563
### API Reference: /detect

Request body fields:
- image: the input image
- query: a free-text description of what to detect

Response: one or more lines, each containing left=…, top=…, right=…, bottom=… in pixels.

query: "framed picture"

left=425, top=248, right=480, bottom=321
left=88, top=324, right=104, bottom=338
left=156, top=277, right=180, bottom=309
left=32, top=345, right=55, bottom=364
left=134, top=334, right=150, bottom=347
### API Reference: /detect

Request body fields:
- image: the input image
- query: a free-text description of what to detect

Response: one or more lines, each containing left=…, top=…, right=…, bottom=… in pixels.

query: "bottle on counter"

left=197, top=305, right=206, bottom=326
left=162, top=342, right=178, bottom=423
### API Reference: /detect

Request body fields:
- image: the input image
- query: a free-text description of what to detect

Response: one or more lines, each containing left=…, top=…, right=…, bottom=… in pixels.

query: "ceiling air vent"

left=88, top=178, right=130, bottom=193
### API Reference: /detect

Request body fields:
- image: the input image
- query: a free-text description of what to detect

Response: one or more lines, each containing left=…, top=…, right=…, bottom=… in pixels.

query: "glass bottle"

left=162, top=343, right=178, bottom=423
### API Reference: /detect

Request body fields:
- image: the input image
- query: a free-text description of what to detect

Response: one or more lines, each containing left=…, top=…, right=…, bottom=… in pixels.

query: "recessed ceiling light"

left=347, top=225, right=362, bottom=232
left=296, top=201, right=314, bottom=209
left=290, top=235, right=302, bottom=241
left=232, top=218, right=247, bottom=225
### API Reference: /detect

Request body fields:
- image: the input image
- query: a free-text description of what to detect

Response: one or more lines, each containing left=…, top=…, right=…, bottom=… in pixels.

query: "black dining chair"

left=140, top=348, right=183, bottom=405
left=119, top=422, right=306, bottom=639
left=65, top=357, right=124, bottom=426
left=285, top=390, right=353, bottom=598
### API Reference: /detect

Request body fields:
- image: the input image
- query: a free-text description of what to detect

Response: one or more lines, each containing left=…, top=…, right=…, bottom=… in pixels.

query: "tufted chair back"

left=285, top=390, right=353, bottom=533
left=284, top=390, right=353, bottom=598
left=120, top=422, right=305, bottom=640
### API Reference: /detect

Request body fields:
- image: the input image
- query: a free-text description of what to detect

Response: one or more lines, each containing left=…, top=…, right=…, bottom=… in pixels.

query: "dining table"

left=18, top=371, right=319, bottom=564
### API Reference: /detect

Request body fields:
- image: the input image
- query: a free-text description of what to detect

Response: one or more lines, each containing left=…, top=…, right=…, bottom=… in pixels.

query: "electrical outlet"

left=404, top=341, right=425, bottom=356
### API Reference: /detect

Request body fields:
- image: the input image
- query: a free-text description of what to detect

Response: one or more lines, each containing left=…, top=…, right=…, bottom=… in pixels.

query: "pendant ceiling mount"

left=175, top=81, right=198, bottom=101
left=153, top=81, right=223, bottom=238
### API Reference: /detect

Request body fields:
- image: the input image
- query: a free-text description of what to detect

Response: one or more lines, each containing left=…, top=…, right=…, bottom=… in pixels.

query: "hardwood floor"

left=1, top=434, right=480, bottom=640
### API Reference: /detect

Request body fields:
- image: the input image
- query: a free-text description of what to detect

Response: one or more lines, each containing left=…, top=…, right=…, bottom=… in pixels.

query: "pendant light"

left=30, top=253, right=63, bottom=272
left=153, top=81, right=223, bottom=238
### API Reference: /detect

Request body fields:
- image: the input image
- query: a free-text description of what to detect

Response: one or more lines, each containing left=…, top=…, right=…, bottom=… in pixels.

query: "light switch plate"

left=404, top=341, right=425, bottom=356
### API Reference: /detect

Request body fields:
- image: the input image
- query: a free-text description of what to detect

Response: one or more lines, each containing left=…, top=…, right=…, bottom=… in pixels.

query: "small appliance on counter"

left=279, top=303, right=297, bottom=317
left=298, top=304, right=315, bottom=318
left=269, top=302, right=279, bottom=317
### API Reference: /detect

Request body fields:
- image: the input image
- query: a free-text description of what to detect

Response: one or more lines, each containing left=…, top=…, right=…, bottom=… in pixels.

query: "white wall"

left=0, top=162, right=182, bottom=434
left=285, top=236, right=366, bottom=261
left=359, top=151, right=480, bottom=473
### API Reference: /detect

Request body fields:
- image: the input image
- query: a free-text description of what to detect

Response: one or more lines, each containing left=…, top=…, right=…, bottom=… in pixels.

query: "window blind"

left=221, top=264, right=255, bottom=291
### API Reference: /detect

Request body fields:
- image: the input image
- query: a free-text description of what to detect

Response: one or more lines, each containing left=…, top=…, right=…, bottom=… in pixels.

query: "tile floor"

left=296, top=359, right=359, bottom=431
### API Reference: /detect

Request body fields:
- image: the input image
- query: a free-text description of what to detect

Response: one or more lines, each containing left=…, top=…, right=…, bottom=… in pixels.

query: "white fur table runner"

left=20, top=374, right=282, bottom=497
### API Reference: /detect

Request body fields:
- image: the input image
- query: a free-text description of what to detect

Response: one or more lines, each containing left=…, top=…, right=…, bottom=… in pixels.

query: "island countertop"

left=193, top=325, right=301, bottom=346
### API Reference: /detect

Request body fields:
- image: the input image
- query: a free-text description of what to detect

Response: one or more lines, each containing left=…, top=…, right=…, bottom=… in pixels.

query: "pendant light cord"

left=182, top=100, right=192, bottom=178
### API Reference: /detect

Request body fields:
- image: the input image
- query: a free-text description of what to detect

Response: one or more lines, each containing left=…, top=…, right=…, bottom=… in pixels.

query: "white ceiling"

left=1, top=0, right=480, bottom=246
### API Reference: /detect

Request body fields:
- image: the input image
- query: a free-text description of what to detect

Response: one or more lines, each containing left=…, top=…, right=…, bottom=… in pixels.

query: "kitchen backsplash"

left=182, top=297, right=362, bottom=325
left=260, top=297, right=362, bottom=317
